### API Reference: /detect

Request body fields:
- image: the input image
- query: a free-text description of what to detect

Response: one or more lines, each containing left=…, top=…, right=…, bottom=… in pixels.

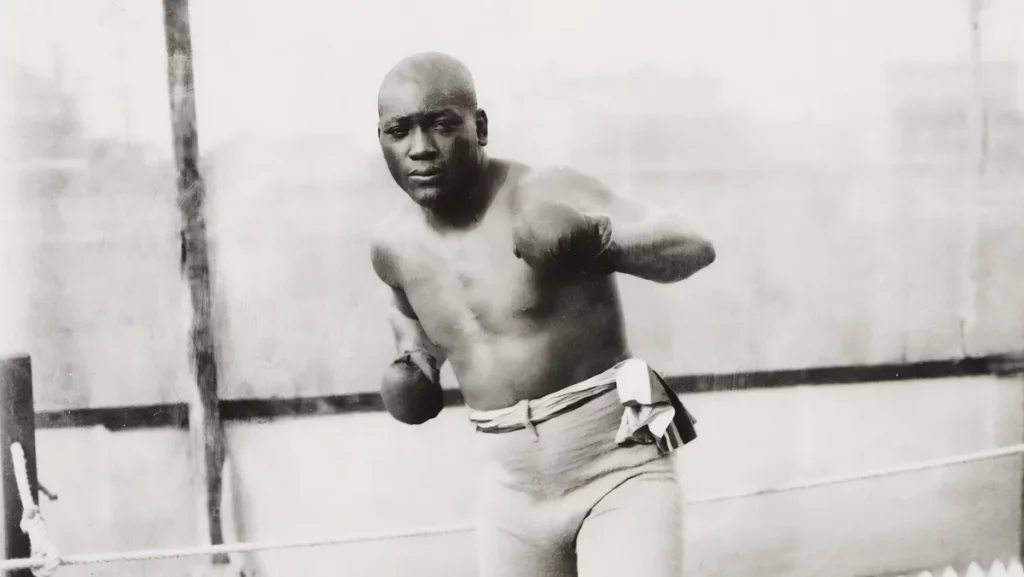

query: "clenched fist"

left=512, top=201, right=615, bottom=275
left=380, top=349, right=443, bottom=425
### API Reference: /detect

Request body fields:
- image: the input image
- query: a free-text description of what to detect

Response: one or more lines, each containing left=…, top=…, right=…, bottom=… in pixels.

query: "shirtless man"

left=370, top=52, right=716, bottom=577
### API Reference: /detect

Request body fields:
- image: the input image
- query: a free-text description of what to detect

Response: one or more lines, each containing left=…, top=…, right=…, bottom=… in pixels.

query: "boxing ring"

left=4, top=0, right=1024, bottom=573
left=4, top=435, right=1024, bottom=576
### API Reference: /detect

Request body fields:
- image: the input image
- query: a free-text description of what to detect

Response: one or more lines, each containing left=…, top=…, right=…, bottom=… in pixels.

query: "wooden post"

left=160, top=0, right=229, bottom=567
left=0, top=355, right=37, bottom=577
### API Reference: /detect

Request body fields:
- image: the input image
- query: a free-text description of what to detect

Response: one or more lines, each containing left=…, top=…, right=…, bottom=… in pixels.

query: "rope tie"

left=11, top=443, right=62, bottom=577
left=517, top=400, right=539, bottom=441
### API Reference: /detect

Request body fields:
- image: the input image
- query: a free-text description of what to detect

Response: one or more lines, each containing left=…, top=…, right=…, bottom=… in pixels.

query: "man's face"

left=378, top=83, right=486, bottom=208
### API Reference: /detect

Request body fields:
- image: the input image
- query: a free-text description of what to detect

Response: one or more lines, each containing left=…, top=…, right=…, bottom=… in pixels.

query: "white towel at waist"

left=466, top=359, right=684, bottom=454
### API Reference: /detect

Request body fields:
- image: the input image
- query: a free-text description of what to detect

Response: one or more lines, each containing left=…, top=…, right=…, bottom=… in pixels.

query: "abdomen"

left=453, top=278, right=631, bottom=411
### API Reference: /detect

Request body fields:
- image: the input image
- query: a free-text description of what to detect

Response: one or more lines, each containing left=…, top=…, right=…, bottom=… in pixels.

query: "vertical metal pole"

left=0, top=355, right=37, bottom=576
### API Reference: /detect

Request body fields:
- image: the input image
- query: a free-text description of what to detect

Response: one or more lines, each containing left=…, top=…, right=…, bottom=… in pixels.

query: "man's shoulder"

left=518, top=164, right=588, bottom=187
left=514, top=164, right=613, bottom=207
left=369, top=207, right=420, bottom=288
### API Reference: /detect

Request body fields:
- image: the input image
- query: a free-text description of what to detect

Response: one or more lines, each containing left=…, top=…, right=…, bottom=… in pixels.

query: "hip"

left=474, top=386, right=675, bottom=495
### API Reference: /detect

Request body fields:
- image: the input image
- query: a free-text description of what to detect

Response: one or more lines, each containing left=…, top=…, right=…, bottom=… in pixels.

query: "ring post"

left=1, top=354, right=37, bottom=576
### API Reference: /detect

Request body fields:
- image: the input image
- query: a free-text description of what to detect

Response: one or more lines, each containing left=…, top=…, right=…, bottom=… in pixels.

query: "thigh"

left=477, top=522, right=576, bottom=577
left=477, top=482, right=577, bottom=577
left=575, top=469, right=685, bottom=577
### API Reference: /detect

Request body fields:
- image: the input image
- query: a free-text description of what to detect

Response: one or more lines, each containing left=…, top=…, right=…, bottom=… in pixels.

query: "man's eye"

left=433, top=120, right=457, bottom=131
left=387, top=127, right=408, bottom=138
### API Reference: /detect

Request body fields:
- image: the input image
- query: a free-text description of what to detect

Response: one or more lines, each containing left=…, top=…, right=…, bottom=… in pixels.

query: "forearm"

left=606, top=213, right=716, bottom=283
left=380, top=309, right=446, bottom=426
left=387, top=308, right=447, bottom=377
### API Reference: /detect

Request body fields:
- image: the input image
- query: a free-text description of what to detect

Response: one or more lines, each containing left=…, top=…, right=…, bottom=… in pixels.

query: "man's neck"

left=424, top=157, right=502, bottom=231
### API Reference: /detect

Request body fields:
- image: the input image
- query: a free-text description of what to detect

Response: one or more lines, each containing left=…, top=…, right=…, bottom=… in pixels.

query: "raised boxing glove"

left=380, top=349, right=443, bottom=425
left=512, top=200, right=615, bottom=275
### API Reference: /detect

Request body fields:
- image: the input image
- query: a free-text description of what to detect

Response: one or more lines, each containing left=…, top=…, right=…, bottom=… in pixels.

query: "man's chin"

left=409, top=186, right=445, bottom=208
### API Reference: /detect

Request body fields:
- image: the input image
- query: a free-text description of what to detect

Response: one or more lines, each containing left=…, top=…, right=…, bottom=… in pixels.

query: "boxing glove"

left=380, top=349, right=443, bottom=425
left=512, top=201, right=615, bottom=275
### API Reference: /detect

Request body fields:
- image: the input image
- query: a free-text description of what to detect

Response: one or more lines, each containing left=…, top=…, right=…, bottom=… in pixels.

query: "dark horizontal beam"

left=33, top=354, right=1023, bottom=432
left=37, top=403, right=189, bottom=430
left=663, top=354, right=1022, bottom=394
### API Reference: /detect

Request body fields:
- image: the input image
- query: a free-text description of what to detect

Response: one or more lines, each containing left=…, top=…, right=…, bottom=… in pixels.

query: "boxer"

left=371, top=52, right=715, bottom=577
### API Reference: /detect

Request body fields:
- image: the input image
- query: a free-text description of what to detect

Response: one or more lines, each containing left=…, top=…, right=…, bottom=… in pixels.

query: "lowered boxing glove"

left=380, top=349, right=444, bottom=425
left=512, top=201, right=616, bottom=275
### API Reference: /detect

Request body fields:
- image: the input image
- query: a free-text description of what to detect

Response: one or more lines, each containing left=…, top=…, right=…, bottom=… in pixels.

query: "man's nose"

left=408, top=128, right=438, bottom=159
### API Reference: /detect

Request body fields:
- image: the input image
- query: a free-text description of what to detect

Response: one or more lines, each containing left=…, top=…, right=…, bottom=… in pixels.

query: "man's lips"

left=408, top=168, right=442, bottom=183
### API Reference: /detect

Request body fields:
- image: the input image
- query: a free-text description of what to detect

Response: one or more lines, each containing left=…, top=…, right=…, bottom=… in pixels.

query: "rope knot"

left=20, top=509, right=61, bottom=577
left=11, top=443, right=62, bottom=577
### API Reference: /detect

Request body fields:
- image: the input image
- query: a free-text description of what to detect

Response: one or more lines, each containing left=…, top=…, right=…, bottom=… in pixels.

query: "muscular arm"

left=370, top=229, right=447, bottom=380
left=385, top=288, right=446, bottom=381
left=521, top=167, right=716, bottom=284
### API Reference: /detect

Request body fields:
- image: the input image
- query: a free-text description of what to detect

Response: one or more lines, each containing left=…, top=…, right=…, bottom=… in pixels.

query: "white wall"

left=1, top=0, right=1023, bottom=408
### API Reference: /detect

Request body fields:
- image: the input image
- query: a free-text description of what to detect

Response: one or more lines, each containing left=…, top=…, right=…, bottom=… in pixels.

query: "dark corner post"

left=1, top=355, right=37, bottom=576
left=161, top=0, right=228, bottom=566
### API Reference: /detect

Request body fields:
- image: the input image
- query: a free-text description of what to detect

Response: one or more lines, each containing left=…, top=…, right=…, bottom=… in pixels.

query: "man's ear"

left=475, top=109, right=489, bottom=146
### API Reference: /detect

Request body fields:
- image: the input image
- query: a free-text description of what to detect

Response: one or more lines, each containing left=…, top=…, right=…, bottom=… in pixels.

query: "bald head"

left=375, top=52, right=490, bottom=211
left=377, top=52, right=478, bottom=120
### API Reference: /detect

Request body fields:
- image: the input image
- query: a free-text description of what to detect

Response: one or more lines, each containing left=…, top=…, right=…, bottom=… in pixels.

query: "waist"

left=467, top=361, right=625, bottom=433
left=469, top=358, right=693, bottom=481
left=455, top=341, right=631, bottom=410
left=474, top=387, right=664, bottom=489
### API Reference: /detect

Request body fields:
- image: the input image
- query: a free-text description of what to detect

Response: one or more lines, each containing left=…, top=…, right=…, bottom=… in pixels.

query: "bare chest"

left=399, top=214, right=555, bottom=344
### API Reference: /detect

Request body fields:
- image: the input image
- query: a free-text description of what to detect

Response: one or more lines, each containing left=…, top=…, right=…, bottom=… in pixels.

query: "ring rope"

left=3, top=442, right=1023, bottom=573
left=688, top=442, right=1024, bottom=504
left=0, top=524, right=475, bottom=572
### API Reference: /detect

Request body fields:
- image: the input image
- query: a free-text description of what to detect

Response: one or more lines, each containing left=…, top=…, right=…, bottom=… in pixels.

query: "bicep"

left=386, top=288, right=447, bottom=362
left=370, top=232, right=435, bottom=355
left=583, top=186, right=653, bottom=225
left=391, top=287, right=419, bottom=321
left=370, top=234, right=400, bottom=288
left=526, top=166, right=653, bottom=225
left=386, top=286, right=421, bottom=345
left=527, top=167, right=712, bottom=251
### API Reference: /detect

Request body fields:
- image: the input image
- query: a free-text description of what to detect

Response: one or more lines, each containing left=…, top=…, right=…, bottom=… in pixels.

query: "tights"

left=474, top=389, right=685, bottom=577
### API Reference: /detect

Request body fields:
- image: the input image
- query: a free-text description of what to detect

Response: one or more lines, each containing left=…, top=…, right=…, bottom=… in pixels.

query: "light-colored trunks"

left=467, top=359, right=695, bottom=577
